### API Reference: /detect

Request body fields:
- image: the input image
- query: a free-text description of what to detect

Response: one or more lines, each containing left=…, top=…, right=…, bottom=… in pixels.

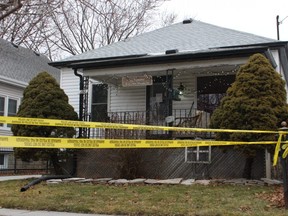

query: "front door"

left=146, top=76, right=172, bottom=137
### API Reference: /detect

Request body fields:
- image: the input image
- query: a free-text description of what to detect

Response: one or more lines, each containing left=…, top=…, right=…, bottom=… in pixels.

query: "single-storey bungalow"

left=51, top=19, right=288, bottom=179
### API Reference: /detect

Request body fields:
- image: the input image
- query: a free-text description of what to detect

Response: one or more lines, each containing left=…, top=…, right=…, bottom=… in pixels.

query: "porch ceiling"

left=86, top=63, right=241, bottom=86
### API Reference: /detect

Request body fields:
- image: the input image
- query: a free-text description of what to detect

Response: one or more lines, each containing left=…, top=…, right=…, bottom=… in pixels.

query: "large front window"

left=197, top=75, right=235, bottom=113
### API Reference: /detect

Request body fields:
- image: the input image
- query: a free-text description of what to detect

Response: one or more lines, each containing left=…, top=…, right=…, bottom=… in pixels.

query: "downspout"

left=279, top=47, right=288, bottom=89
left=73, top=68, right=84, bottom=177
left=73, top=68, right=84, bottom=137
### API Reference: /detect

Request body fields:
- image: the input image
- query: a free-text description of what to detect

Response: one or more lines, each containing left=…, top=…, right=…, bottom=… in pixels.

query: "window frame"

left=0, top=95, right=20, bottom=129
left=0, top=154, right=8, bottom=169
left=91, top=84, right=108, bottom=122
left=184, top=146, right=212, bottom=164
left=197, top=75, right=235, bottom=114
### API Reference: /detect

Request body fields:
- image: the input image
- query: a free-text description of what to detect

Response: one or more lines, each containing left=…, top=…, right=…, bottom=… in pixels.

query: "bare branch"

left=0, top=0, right=22, bottom=21
left=0, top=0, right=171, bottom=60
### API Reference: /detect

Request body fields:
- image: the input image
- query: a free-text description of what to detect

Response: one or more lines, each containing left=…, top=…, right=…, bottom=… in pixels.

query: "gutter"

left=49, top=42, right=288, bottom=69
left=215, top=41, right=288, bottom=49
left=0, top=75, right=28, bottom=88
left=66, top=46, right=270, bottom=70
left=50, top=54, right=147, bottom=68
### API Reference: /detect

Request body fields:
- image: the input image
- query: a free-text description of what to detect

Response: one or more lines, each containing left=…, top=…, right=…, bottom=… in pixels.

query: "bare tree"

left=0, top=0, right=23, bottom=21
left=0, top=0, right=174, bottom=60
left=0, top=0, right=64, bottom=57
left=157, top=10, right=177, bottom=28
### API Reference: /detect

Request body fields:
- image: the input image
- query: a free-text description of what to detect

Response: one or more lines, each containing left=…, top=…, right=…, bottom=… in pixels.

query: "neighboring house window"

left=184, top=146, right=211, bottom=164
left=0, top=96, right=19, bottom=128
left=0, top=97, right=4, bottom=127
left=91, top=84, right=108, bottom=122
left=0, top=154, right=8, bottom=169
left=8, top=98, right=17, bottom=117
left=197, top=75, right=235, bottom=113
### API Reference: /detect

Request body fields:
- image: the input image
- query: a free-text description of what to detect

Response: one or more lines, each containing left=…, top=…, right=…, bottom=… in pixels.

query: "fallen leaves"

left=256, top=186, right=284, bottom=208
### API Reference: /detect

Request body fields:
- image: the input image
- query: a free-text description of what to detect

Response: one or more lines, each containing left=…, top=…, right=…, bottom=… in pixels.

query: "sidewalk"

left=0, top=175, right=42, bottom=181
left=0, top=208, right=113, bottom=216
left=0, top=175, right=117, bottom=216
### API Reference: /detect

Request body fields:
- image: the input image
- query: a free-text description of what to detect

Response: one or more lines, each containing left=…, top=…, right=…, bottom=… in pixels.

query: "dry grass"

left=0, top=179, right=287, bottom=216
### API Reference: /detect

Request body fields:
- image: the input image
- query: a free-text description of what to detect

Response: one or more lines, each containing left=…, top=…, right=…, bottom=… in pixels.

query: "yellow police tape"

left=0, top=116, right=280, bottom=134
left=0, top=136, right=278, bottom=149
left=1, top=116, right=288, bottom=166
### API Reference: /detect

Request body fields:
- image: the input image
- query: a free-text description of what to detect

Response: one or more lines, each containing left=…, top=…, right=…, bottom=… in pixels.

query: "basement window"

left=184, top=146, right=211, bottom=164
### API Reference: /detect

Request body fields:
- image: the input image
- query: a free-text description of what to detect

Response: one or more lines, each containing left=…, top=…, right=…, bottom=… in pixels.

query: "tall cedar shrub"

left=11, top=72, right=78, bottom=174
left=210, top=53, right=288, bottom=178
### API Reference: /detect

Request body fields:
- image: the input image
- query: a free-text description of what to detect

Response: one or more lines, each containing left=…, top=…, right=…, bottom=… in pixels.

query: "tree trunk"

left=50, top=153, right=63, bottom=175
left=242, top=156, right=254, bottom=179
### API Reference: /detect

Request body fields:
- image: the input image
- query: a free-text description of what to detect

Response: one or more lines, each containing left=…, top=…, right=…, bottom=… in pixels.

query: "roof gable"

left=0, top=39, right=60, bottom=83
left=61, top=20, right=277, bottom=62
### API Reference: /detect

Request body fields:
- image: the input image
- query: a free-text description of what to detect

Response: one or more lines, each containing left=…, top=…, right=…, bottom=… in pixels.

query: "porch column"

left=265, top=148, right=271, bottom=179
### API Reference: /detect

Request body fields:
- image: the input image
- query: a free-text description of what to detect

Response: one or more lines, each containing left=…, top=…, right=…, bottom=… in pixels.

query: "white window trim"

left=0, top=95, right=20, bottom=129
left=184, top=146, right=211, bottom=164
left=0, top=154, right=8, bottom=169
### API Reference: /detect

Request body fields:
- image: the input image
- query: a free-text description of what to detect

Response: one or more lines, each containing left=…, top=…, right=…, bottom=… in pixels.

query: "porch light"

left=178, top=83, right=185, bottom=95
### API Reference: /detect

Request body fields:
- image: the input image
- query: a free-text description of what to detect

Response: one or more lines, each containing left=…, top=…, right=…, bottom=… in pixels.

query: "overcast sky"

left=161, top=0, right=288, bottom=41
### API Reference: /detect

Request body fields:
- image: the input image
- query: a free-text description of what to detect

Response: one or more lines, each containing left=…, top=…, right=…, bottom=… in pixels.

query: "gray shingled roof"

left=0, top=39, right=60, bottom=83
left=60, top=19, right=277, bottom=63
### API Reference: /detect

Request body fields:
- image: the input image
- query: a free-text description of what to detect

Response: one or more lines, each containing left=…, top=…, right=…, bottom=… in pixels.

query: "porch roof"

left=57, top=46, right=273, bottom=70
left=51, top=19, right=287, bottom=68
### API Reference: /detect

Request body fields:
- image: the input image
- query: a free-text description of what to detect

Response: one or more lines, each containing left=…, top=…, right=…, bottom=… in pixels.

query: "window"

left=91, top=84, right=108, bottom=122
left=0, top=154, right=8, bottom=169
left=0, top=97, right=4, bottom=127
left=7, top=98, right=17, bottom=127
left=0, top=97, right=4, bottom=116
left=185, top=146, right=211, bottom=164
left=0, top=96, right=19, bottom=128
left=8, top=99, right=17, bottom=117
left=0, top=154, right=4, bottom=165
left=197, top=75, right=235, bottom=113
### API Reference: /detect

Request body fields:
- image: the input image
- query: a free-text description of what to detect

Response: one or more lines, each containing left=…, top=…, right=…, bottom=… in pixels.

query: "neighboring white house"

left=0, top=38, right=60, bottom=170
left=50, top=19, right=288, bottom=179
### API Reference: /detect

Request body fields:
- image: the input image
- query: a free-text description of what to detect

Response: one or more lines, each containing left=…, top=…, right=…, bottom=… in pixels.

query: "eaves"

left=0, top=75, right=28, bottom=88
left=66, top=46, right=270, bottom=70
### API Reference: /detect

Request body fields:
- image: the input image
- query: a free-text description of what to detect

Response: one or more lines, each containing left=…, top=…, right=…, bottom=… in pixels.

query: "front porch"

left=89, top=108, right=213, bottom=139
left=83, top=62, right=241, bottom=141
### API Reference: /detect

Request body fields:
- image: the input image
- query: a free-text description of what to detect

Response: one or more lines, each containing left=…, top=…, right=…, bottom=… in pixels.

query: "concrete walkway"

left=0, top=175, right=42, bottom=181
left=0, top=208, right=113, bottom=216
left=0, top=208, right=112, bottom=216
left=0, top=176, right=117, bottom=216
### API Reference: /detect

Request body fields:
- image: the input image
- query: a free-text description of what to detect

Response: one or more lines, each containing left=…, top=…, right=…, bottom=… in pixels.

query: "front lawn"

left=0, top=179, right=286, bottom=216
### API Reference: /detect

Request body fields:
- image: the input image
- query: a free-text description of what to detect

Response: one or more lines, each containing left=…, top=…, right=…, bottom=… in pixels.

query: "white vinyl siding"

left=109, top=86, right=146, bottom=112
left=108, top=73, right=196, bottom=112
left=60, top=68, right=80, bottom=114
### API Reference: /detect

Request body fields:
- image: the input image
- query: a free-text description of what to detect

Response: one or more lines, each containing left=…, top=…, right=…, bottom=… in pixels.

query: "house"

left=0, top=38, right=60, bottom=172
left=51, top=19, right=288, bottom=179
